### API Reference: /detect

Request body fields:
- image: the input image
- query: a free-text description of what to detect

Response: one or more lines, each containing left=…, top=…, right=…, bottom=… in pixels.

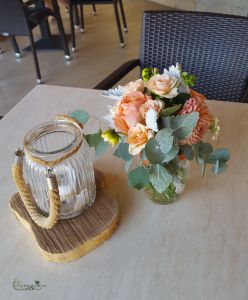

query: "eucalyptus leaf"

left=194, top=141, right=213, bottom=163
left=95, top=140, right=109, bottom=157
left=212, top=160, right=220, bottom=175
left=172, top=93, right=190, bottom=105
left=85, top=130, right=103, bottom=148
left=128, top=166, right=150, bottom=190
left=85, top=130, right=109, bottom=157
left=160, top=104, right=182, bottom=117
left=124, top=160, right=132, bottom=173
left=145, top=138, right=165, bottom=164
left=218, top=162, right=228, bottom=174
left=155, top=128, right=174, bottom=154
left=162, top=144, right=179, bottom=163
left=140, top=149, right=148, bottom=161
left=180, top=145, right=194, bottom=160
left=212, top=161, right=228, bottom=174
left=148, top=164, right=173, bottom=193
left=171, top=112, right=199, bottom=141
left=208, top=148, right=230, bottom=163
left=113, top=142, right=132, bottom=161
left=160, top=116, right=171, bottom=129
left=201, top=162, right=207, bottom=176
left=69, top=109, right=89, bottom=125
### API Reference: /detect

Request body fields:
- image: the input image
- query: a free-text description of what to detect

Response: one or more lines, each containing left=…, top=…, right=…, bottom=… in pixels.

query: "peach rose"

left=145, top=74, right=179, bottom=98
left=123, top=79, right=145, bottom=94
left=139, top=99, right=164, bottom=118
left=114, top=91, right=147, bottom=134
left=128, top=123, right=154, bottom=155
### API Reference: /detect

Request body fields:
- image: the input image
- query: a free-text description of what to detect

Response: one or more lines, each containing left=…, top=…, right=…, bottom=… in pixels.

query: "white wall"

left=196, top=0, right=248, bottom=16
left=151, top=0, right=196, bottom=11
left=151, top=0, right=248, bottom=16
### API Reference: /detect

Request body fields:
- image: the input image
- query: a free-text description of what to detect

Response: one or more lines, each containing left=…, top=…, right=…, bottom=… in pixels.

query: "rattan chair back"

left=141, top=11, right=248, bottom=102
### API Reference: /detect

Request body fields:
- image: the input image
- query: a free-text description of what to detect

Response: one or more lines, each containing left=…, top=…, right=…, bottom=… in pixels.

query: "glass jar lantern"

left=12, top=116, right=96, bottom=229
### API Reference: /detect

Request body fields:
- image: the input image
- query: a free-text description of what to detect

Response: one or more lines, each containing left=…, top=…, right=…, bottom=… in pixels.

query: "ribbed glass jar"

left=144, top=160, right=190, bottom=205
left=23, top=120, right=96, bottom=219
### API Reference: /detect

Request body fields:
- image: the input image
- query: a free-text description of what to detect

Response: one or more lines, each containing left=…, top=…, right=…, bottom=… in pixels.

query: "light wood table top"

left=0, top=85, right=247, bottom=300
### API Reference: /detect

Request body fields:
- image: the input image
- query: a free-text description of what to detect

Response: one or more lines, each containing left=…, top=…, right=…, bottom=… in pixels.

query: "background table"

left=0, top=85, right=247, bottom=300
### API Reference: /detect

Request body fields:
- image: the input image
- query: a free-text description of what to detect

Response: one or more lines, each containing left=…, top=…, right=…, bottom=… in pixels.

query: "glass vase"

left=144, top=159, right=189, bottom=205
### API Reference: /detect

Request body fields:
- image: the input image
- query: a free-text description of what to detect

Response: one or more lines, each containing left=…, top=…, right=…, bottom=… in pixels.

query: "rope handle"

left=12, top=149, right=61, bottom=229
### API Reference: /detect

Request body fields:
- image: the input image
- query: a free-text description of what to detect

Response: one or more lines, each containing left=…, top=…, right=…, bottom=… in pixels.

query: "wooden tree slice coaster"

left=9, top=170, right=119, bottom=263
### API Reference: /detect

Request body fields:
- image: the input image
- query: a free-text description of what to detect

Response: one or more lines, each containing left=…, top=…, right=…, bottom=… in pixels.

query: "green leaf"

left=142, top=67, right=159, bottom=81
left=182, top=72, right=196, bottom=87
left=160, top=115, right=171, bottom=129
left=212, top=161, right=228, bottom=174
left=195, top=142, right=213, bottom=163
left=85, top=130, right=103, bottom=148
left=212, top=160, right=220, bottom=175
left=160, top=104, right=182, bottom=117
left=128, top=166, right=150, bottom=190
left=113, top=143, right=132, bottom=161
left=155, top=128, right=174, bottom=154
left=69, top=109, right=89, bottom=125
left=148, top=164, right=173, bottom=193
left=162, top=145, right=179, bottom=163
left=145, top=138, right=165, bottom=164
left=171, top=112, right=199, bottom=141
left=208, top=148, right=230, bottom=163
left=85, top=130, right=109, bottom=157
left=140, top=149, right=147, bottom=161
left=124, top=160, right=132, bottom=173
left=95, top=140, right=109, bottom=157
left=180, top=145, right=194, bottom=160
left=172, top=93, right=190, bottom=106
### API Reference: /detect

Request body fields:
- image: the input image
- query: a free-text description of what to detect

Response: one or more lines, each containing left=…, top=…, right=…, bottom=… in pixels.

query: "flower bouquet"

left=71, top=64, right=230, bottom=204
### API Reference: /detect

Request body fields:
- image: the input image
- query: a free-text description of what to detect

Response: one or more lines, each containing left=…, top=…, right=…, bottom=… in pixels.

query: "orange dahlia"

left=179, top=90, right=212, bottom=145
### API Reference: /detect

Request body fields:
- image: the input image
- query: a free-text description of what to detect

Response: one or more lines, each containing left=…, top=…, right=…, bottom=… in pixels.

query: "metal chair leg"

left=73, top=6, right=80, bottom=29
left=119, top=0, right=128, bottom=32
left=80, top=5, right=84, bottom=33
left=28, top=32, right=42, bottom=84
left=10, top=36, right=22, bottom=58
left=69, top=4, right=76, bottom=52
left=113, top=2, right=125, bottom=48
left=53, top=1, right=71, bottom=60
left=92, top=4, right=96, bottom=16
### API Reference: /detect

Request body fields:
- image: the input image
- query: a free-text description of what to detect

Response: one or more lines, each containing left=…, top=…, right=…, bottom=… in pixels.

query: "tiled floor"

left=0, top=0, right=167, bottom=116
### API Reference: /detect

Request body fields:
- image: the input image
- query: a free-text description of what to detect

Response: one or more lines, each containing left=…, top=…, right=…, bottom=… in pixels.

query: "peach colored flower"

left=139, top=99, right=164, bottom=118
left=145, top=74, right=179, bottom=98
left=123, top=79, right=145, bottom=94
left=179, top=89, right=212, bottom=145
left=113, top=91, right=147, bottom=134
left=128, top=123, right=154, bottom=155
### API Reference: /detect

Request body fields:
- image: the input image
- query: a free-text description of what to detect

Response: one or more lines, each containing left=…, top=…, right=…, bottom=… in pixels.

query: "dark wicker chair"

left=0, top=0, right=70, bottom=84
left=95, top=11, right=248, bottom=102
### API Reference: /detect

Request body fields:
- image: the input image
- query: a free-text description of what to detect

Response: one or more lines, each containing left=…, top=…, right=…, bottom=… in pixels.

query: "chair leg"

left=29, top=32, right=42, bottom=84
left=113, top=2, right=125, bottom=48
left=52, top=2, right=71, bottom=60
left=69, top=4, right=76, bottom=52
left=92, top=4, right=96, bottom=16
left=73, top=6, right=80, bottom=29
left=10, top=36, right=22, bottom=58
left=80, top=5, right=84, bottom=33
left=118, top=0, right=128, bottom=32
